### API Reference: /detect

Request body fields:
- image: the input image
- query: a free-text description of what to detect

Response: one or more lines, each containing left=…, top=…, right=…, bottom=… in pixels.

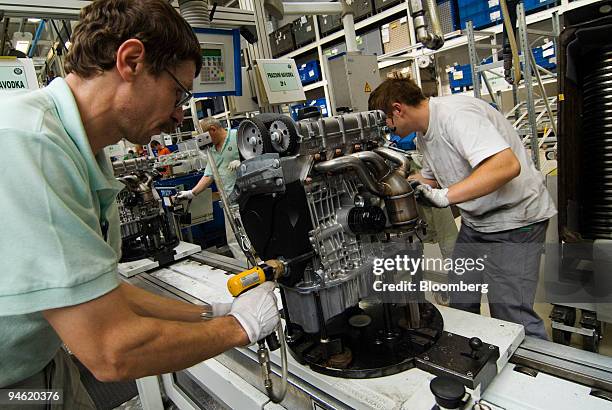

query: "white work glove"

left=200, top=302, right=232, bottom=320
left=229, top=282, right=279, bottom=344
left=415, top=184, right=450, bottom=208
left=176, top=190, right=195, bottom=200
left=212, top=302, right=232, bottom=317
left=227, top=160, right=241, bottom=171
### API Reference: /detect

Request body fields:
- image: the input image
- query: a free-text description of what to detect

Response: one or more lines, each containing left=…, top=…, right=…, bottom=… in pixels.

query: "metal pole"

left=552, top=12, right=560, bottom=65
left=466, top=21, right=481, bottom=100
left=517, top=2, right=540, bottom=169
left=0, top=17, right=9, bottom=55
left=342, top=12, right=358, bottom=52
left=481, top=73, right=501, bottom=108
left=528, top=49, right=557, bottom=136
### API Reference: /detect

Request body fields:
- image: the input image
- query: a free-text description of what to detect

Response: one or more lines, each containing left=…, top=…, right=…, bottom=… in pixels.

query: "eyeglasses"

left=165, top=68, right=193, bottom=108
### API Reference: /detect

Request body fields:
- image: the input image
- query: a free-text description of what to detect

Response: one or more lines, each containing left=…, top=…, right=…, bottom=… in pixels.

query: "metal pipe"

left=373, top=147, right=411, bottom=178
left=28, top=19, right=46, bottom=58
left=341, top=0, right=358, bottom=52
left=380, top=172, right=413, bottom=197
left=314, top=292, right=329, bottom=341
left=408, top=0, right=444, bottom=50
left=350, top=151, right=390, bottom=180
left=281, top=2, right=343, bottom=15
left=314, top=156, right=383, bottom=196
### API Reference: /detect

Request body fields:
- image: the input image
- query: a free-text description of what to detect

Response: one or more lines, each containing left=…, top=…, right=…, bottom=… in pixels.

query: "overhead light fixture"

left=28, top=18, right=42, bottom=23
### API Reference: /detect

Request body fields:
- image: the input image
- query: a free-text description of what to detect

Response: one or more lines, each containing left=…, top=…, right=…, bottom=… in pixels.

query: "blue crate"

left=458, top=0, right=502, bottom=29
left=520, top=45, right=557, bottom=71
left=448, top=63, right=473, bottom=89
left=290, top=99, right=328, bottom=119
left=290, top=103, right=304, bottom=120
left=524, top=0, right=557, bottom=13
left=307, top=98, right=329, bottom=117
left=298, top=60, right=321, bottom=85
left=533, top=45, right=557, bottom=70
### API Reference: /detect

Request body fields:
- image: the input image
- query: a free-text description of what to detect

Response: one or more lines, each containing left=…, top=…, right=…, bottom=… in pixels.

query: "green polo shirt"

left=0, top=78, right=124, bottom=387
left=204, top=129, right=240, bottom=193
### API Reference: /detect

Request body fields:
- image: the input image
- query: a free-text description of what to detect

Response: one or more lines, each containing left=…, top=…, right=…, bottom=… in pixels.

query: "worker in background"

left=150, top=139, right=171, bottom=156
left=369, top=77, right=556, bottom=339
left=0, top=0, right=278, bottom=407
left=176, top=118, right=247, bottom=266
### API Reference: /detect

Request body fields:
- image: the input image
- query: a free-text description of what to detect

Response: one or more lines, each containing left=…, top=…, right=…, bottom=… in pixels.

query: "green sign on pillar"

left=262, top=62, right=300, bottom=92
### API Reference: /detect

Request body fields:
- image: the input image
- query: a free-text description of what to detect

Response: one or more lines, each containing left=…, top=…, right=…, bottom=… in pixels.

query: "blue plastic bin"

left=307, top=98, right=329, bottom=116
left=290, top=103, right=304, bottom=120
left=524, top=0, right=557, bottom=13
left=448, top=64, right=473, bottom=93
left=458, top=0, right=502, bottom=29
left=533, top=45, right=557, bottom=70
left=298, top=60, right=321, bottom=85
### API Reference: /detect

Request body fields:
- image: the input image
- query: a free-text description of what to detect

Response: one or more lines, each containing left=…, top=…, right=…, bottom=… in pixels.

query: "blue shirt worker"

left=0, top=0, right=278, bottom=406
left=177, top=118, right=248, bottom=265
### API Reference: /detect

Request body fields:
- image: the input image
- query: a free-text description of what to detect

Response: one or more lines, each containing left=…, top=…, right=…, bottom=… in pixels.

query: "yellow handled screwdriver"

left=227, top=252, right=315, bottom=297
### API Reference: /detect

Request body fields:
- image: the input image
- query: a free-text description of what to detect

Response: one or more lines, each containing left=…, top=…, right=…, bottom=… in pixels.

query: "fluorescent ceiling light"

left=28, top=18, right=42, bottom=23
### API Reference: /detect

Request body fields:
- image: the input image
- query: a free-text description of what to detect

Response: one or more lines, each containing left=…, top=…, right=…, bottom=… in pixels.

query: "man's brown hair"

left=65, top=0, right=202, bottom=78
left=368, top=77, right=426, bottom=113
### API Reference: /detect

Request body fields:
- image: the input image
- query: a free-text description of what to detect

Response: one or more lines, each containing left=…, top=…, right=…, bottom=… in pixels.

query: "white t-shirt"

left=416, top=95, right=557, bottom=232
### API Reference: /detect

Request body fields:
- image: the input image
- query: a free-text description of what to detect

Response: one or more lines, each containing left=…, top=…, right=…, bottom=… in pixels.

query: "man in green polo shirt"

left=0, top=0, right=279, bottom=406
left=177, top=118, right=248, bottom=265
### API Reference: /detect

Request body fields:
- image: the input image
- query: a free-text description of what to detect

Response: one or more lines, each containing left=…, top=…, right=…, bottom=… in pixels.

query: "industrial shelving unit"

left=211, top=0, right=601, bottom=123
left=463, top=4, right=561, bottom=169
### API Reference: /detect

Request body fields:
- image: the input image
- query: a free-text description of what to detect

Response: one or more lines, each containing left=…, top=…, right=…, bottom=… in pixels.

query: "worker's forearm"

left=119, top=282, right=205, bottom=322
left=192, top=175, right=213, bottom=196
left=447, top=149, right=520, bottom=204
left=107, top=315, right=247, bottom=380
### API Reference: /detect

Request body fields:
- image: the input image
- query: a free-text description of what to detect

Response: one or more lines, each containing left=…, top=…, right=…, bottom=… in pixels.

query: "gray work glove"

left=176, top=190, right=195, bottom=200
left=229, top=282, right=279, bottom=344
left=415, top=184, right=450, bottom=208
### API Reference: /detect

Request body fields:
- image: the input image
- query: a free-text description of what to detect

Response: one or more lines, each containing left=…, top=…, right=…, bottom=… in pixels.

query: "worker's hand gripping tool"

left=227, top=260, right=287, bottom=351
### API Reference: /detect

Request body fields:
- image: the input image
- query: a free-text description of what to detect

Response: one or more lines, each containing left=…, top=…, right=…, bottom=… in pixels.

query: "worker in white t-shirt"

left=369, top=77, right=556, bottom=339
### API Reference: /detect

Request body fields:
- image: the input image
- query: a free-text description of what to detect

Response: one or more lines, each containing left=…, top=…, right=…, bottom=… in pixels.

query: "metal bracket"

left=551, top=321, right=596, bottom=337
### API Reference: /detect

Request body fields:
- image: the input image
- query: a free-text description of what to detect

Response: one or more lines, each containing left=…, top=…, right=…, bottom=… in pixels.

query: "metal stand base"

left=285, top=302, right=500, bottom=388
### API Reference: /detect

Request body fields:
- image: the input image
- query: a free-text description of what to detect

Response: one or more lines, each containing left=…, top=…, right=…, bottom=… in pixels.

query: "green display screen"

left=201, top=48, right=222, bottom=57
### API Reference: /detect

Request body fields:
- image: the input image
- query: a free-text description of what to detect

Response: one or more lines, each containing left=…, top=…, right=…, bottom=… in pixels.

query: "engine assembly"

left=116, top=170, right=180, bottom=265
left=233, top=110, right=499, bottom=382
